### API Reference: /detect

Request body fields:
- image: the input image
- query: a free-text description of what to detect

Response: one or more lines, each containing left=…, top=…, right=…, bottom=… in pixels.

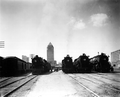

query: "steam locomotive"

left=32, top=55, right=52, bottom=75
left=73, top=53, right=92, bottom=73
left=90, top=53, right=114, bottom=72
left=62, top=55, right=74, bottom=73
left=1, top=56, right=31, bottom=76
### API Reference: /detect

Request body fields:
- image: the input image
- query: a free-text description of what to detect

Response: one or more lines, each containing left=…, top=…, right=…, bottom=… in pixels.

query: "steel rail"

left=0, top=75, right=32, bottom=88
left=95, top=73, right=120, bottom=83
left=3, top=75, right=37, bottom=97
left=0, top=77, right=12, bottom=83
left=84, top=74, right=120, bottom=91
left=69, top=75, right=101, bottom=97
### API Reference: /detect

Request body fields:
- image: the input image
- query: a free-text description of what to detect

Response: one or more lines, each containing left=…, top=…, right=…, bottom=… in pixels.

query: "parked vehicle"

left=90, top=53, right=114, bottom=72
left=32, top=55, right=51, bottom=75
left=2, top=56, right=31, bottom=76
left=62, top=55, right=74, bottom=73
left=73, top=53, right=92, bottom=73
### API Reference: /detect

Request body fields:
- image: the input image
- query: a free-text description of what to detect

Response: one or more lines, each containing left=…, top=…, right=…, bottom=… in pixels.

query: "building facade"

left=47, top=42, right=55, bottom=67
left=111, top=49, right=120, bottom=68
left=22, top=55, right=29, bottom=62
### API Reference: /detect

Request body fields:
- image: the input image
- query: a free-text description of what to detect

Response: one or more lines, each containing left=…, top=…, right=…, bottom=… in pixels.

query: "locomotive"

left=1, top=56, right=31, bottom=76
left=90, top=53, right=113, bottom=72
left=32, top=55, right=51, bottom=75
left=62, top=55, right=74, bottom=73
left=73, top=53, right=92, bottom=73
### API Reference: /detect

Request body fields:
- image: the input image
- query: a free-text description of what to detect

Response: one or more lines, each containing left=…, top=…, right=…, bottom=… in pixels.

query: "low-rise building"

left=111, top=50, right=120, bottom=68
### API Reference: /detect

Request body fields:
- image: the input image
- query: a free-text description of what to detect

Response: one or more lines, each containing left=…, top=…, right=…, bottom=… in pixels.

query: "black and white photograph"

left=0, top=0, right=120, bottom=97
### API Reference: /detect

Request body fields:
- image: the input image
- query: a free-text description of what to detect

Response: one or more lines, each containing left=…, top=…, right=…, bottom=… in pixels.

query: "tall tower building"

left=47, top=42, right=54, bottom=66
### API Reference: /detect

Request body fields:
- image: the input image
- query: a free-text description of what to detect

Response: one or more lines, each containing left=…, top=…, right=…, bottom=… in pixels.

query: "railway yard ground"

left=0, top=69, right=120, bottom=97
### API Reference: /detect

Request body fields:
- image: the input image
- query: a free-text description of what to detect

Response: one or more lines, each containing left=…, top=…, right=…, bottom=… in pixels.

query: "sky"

left=0, top=0, right=120, bottom=63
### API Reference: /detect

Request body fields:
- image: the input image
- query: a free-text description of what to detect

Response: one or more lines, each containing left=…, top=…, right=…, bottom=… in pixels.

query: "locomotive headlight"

left=67, top=60, right=69, bottom=62
left=34, top=60, right=37, bottom=62
left=103, top=58, right=106, bottom=60
left=83, top=59, right=86, bottom=61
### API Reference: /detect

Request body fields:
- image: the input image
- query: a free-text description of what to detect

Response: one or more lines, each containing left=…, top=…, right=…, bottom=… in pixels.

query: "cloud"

left=68, top=17, right=86, bottom=30
left=90, top=13, right=108, bottom=27
left=73, top=19, right=86, bottom=30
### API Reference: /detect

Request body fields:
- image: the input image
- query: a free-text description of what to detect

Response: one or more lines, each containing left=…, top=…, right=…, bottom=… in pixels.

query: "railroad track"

left=0, top=73, right=32, bottom=83
left=75, top=74, right=120, bottom=92
left=0, top=75, right=38, bottom=97
left=69, top=74, right=120, bottom=97
left=90, top=73, right=120, bottom=83
left=0, top=77, right=12, bottom=83
left=97, top=72, right=120, bottom=76
left=68, top=75, right=101, bottom=97
left=84, top=74, right=120, bottom=91
left=0, top=75, right=33, bottom=88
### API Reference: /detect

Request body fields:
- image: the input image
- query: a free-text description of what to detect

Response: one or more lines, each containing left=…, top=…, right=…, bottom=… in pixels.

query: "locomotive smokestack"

left=98, top=52, right=99, bottom=55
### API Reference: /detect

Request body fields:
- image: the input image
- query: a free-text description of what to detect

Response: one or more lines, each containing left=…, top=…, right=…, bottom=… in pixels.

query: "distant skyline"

left=0, top=0, right=120, bottom=62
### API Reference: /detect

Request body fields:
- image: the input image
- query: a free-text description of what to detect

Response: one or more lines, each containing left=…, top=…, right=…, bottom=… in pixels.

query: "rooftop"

left=48, top=42, right=53, bottom=47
